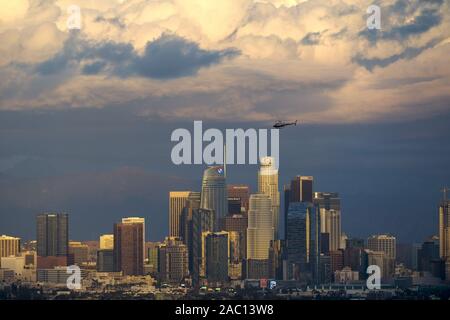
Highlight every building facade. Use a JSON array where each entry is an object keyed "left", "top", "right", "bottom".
[
  {"left": 200, "top": 166, "right": 227, "bottom": 230},
  {"left": 113, "top": 221, "right": 144, "bottom": 275},
  {"left": 0, "top": 235, "right": 21, "bottom": 264},
  {"left": 169, "top": 191, "right": 192, "bottom": 237},
  {"left": 258, "top": 157, "right": 280, "bottom": 239},
  {"left": 158, "top": 237, "right": 189, "bottom": 283},
  {"left": 314, "top": 192, "right": 342, "bottom": 252},
  {"left": 227, "top": 184, "right": 250, "bottom": 214}
]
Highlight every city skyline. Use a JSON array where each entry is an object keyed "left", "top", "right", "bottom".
[
  {"left": 1, "top": 0, "right": 450, "bottom": 246},
  {"left": 1, "top": 155, "right": 448, "bottom": 245}
]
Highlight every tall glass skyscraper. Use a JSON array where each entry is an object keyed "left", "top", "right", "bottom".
[
  {"left": 258, "top": 157, "right": 280, "bottom": 239},
  {"left": 36, "top": 213, "right": 68, "bottom": 257},
  {"left": 314, "top": 192, "right": 341, "bottom": 252},
  {"left": 200, "top": 166, "right": 227, "bottom": 230},
  {"left": 192, "top": 208, "right": 214, "bottom": 282},
  {"left": 204, "top": 231, "right": 229, "bottom": 283},
  {"left": 284, "top": 176, "right": 313, "bottom": 240},
  {"left": 247, "top": 193, "right": 274, "bottom": 279},
  {"left": 247, "top": 194, "right": 274, "bottom": 260},
  {"left": 286, "top": 202, "right": 321, "bottom": 283}
]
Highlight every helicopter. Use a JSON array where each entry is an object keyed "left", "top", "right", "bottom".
[{"left": 273, "top": 120, "right": 298, "bottom": 128}]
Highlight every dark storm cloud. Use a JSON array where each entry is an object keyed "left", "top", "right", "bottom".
[
  {"left": 35, "top": 33, "right": 240, "bottom": 79},
  {"left": 94, "top": 16, "right": 126, "bottom": 29},
  {"left": 360, "top": 0, "right": 443, "bottom": 44},
  {"left": 352, "top": 39, "right": 439, "bottom": 71},
  {"left": 301, "top": 32, "right": 322, "bottom": 45},
  {"left": 383, "top": 9, "right": 441, "bottom": 41}
]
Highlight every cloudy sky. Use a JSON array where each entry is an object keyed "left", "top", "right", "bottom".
[{"left": 0, "top": 0, "right": 449, "bottom": 243}]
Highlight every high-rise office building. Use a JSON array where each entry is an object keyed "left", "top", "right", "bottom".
[
  {"left": 36, "top": 213, "right": 68, "bottom": 268},
  {"left": 145, "top": 241, "right": 161, "bottom": 275},
  {"left": 346, "top": 238, "right": 365, "bottom": 249},
  {"left": 283, "top": 184, "right": 290, "bottom": 240},
  {"left": 367, "top": 234, "right": 396, "bottom": 260},
  {"left": 180, "top": 194, "right": 201, "bottom": 271},
  {"left": 228, "top": 198, "right": 242, "bottom": 215},
  {"left": 290, "top": 176, "right": 314, "bottom": 203},
  {"left": 169, "top": 191, "right": 192, "bottom": 237},
  {"left": 227, "top": 185, "right": 250, "bottom": 214},
  {"left": 330, "top": 250, "right": 344, "bottom": 274},
  {"left": 221, "top": 214, "right": 248, "bottom": 261},
  {"left": 159, "top": 237, "right": 189, "bottom": 283},
  {"left": 439, "top": 189, "right": 450, "bottom": 279},
  {"left": 97, "top": 249, "right": 114, "bottom": 272},
  {"left": 36, "top": 213, "right": 68, "bottom": 257},
  {"left": 192, "top": 208, "right": 214, "bottom": 282},
  {"left": 247, "top": 194, "right": 274, "bottom": 260},
  {"left": 228, "top": 231, "right": 243, "bottom": 279},
  {"left": 200, "top": 166, "right": 227, "bottom": 230},
  {"left": 258, "top": 157, "right": 280, "bottom": 239},
  {"left": 68, "top": 241, "right": 89, "bottom": 265},
  {"left": 286, "top": 202, "right": 321, "bottom": 283},
  {"left": 203, "top": 231, "right": 229, "bottom": 283},
  {"left": 0, "top": 235, "right": 21, "bottom": 262},
  {"left": 268, "top": 240, "right": 286, "bottom": 280},
  {"left": 247, "top": 194, "right": 274, "bottom": 279},
  {"left": 418, "top": 237, "right": 440, "bottom": 272},
  {"left": 99, "top": 234, "right": 114, "bottom": 250},
  {"left": 314, "top": 192, "right": 342, "bottom": 252},
  {"left": 122, "top": 217, "right": 145, "bottom": 256},
  {"left": 365, "top": 249, "right": 395, "bottom": 280},
  {"left": 284, "top": 176, "right": 313, "bottom": 240},
  {"left": 113, "top": 220, "right": 144, "bottom": 275}
]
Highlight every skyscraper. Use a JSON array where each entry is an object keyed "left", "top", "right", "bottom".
[
  {"left": 180, "top": 193, "right": 201, "bottom": 271},
  {"left": 228, "top": 197, "right": 242, "bottom": 215},
  {"left": 290, "top": 176, "right": 314, "bottom": 203},
  {"left": 99, "top": 234, "right": 114, "bottom": 250},
  {"left": 268, "top": 239, "right": 286, "bottom": 280},
  {"left": 221, "top": 214, "right": 248, "bottom": 261},
  {"left": 97, "top": 249, "right": 114, "bottom": 272},
  {"left": 113, "top": 220, "right": 144, "bottom": 275},
  {"left": 0, "top": 235, "right": 21, "bottom": 261},
  {"left": 367, "top": 234, "right": 396, "bottom": 260},
  {"left": 203, "top": 231, "right": 229, "bottom": 283},
  {"left": 36, "top": 213, "right": 68, "bottom": 268},
  {"left": 314, "top": 192, "right": 342, "bottom": 251},
  {"left": 283, "top": 184, "right": 290, "bottom": 239},
  {"left": 227, "top": 184, "right": 250, "bottom": 214},
  {"left": 439, "top": 190, "right": 450, "bottom": 258},
  {"left": 169, "top": 191, "right": 192, "bottom": 237},
  {"left": 439, "top": 189, "right": 450, "bottom": 279},
  {"left": 228, "top": 231, "right": 243, "bottom": 279},
  {"left": 247, "top": 193, "right": 274, "bottom": 278},
  {"left": 36, "top": 213, "right": 68, "bottom": 257},
  {"left": 192, "top": 208, "right": 214, "bottom": 282},
  {"left": 122, "top": 217, "right": 146, "bottom": 266},
  {"left": 258, "top": 157, "right": 280, "bottom": 239},
  {"left": 68, "top": 241, "right": 89, "bottom": 265},
  {"left": 159, "top": 237, "right": 189, "bottom": 283},
  {"left": 284, "top": 176, "right": 313, "bottom": 240},
  {"left": 286, "top": 202, "right": 321, "bottom": 283},
  {"left": 200, "top": 166, "right": 227, "bottom": 230}
]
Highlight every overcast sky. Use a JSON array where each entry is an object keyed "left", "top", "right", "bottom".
[{"left": 0, "top": 0, "right": 449, "bottom": 243}]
